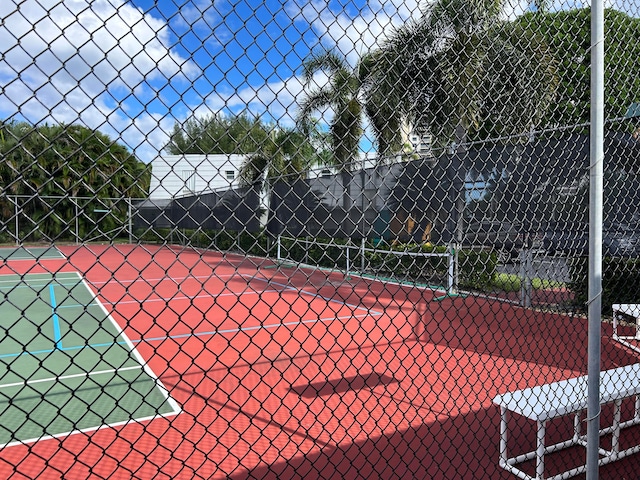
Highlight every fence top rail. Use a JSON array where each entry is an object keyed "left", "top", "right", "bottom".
[{"left": 1, "top": 195, "right": 146, "bottom": 201}]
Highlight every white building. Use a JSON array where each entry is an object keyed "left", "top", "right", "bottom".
[{"left": 149, "top": 154, "right": 246, "bottom": 200}]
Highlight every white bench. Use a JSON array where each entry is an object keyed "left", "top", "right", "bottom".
[
  {"left": 613, "top": 304, "right": 640, "bottom": 353},
  {"left": 493, "top": 364, "right": 640, "bottom": 480}
]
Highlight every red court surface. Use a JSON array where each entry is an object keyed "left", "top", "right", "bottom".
[{"left": 1, "top": 244, "right": 640, "bottom": 479}]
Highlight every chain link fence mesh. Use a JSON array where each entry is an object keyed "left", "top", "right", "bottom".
[{"left": 1, "top": 0, "right": 640, "bottom": 478}]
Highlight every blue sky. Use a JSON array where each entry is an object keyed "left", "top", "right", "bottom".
[
  {"left": 0, "top": 0, "right": 423, "bottom": 162},
  {"left": 1, "top": 0, "right": 628, "bottom": 163}
]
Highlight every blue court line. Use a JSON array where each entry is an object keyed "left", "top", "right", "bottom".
[
  {"left": 0, "top": 310, "right": 382, "bottom": 359},
  {"left": 49, "top": 284, "right": 63, "bottom": 350}
]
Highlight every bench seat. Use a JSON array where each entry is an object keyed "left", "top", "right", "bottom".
[
  {"left": 613, "top": 304, "right": 640, "bottom": 353},
  {"left": 493, "top": 363, "right": 640, "bottom": 480}
]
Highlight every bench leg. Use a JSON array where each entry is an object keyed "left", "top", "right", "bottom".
[
  {"left": 499, "top": 406, "right": 508, "bottom": 467},
  {"left": 612, "top": 399, "right": 622, "bottom": 457},
  {"left": 573, "top": 410, "right": 581, "bottom": 442},
  {"left": 536, "top": 419, "right": 546, "bottom": 480}
]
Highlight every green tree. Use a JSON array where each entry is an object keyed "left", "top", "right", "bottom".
[
  {"left": 365, "top": 0, "right": 558, "bottom": 152},
  {"left": 297, "top": 49, "right": 365, "bottom": 208},
  {"left": 359, "top": 50, "right": 412, "bottom": 160},
  {"left": 297, "top": 50, "right": 365, "bottom": 170},
  {"left": 514, "top": 8, "right": 640, "bottom": 131},
  {"left": 0, "top": 121, "right": 150, "bottom": 242},
  {"left": 165, "top": 113, "right": 269, "bottom": 155},
  {"left": 166, "top": 112, "right": 328, "bottom": 188},
  {"left": 238, "top": 127, "right": 318, "bottom": 188},
  {"left": 237, "top": 127, "right": 320, "bottom": 233},
  {"left": 472, "top": 25, "right": 558, "bottom": 142}
]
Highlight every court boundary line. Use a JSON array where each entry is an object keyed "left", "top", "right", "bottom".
[
  {"left": 80, "top": 275, "right": 182, "bottom": 416},
  {"left": 84, "top": 269, "right": 381, "bottom": 316},
  {"left": 0, "top": 273, "right": 383, "bottom": 348},
  {"left": 101, "top": 271, "right": 384, "bottom": 343},
  {"left": 0, "top": 246, "right": 66, "bottom": 261},
  {"left": 239, "top": 274, "right": 384, "bottom": 315},
  {"left": 127, "top": 311, "right": 382, "bottom": 344},
  {"left": 267, "top": 256, "right": 453, "bottom": 296},
  {"left": 0, "top": 272, "right": 182, "bottom": 449},
  {"left": 0, "top": 409, "right": 169, "bottom": 450},
  {"left": 0, "top": 365, "right": 143, "bottom": 389},
  {"left": 0, "top": 271, "right": 80, "bottom": 285}
]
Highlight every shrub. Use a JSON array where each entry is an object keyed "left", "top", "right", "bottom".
[
  {"left": 569, "top": 256, "right": 640, "bottom": 314},
  {"left": 457, "top": 249, "right": 498, "bottom": 289}
]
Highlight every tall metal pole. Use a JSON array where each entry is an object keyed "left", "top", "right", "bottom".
[
  {"left": 14, "top": 197, "right": 19, "bottom": 246},
  {"left": 587, "top": 0, "right": 604, "bottom": 477},
  {"left": 128, "top": 198, "right": 133, "bottom": 244}
]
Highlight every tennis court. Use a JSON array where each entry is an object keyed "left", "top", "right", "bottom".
[
  {"left": 0, "top": 265, "right": 180, "bottom": 448},
  {"left": 0, "top": 244, "right": 639, "bottom": 479}
]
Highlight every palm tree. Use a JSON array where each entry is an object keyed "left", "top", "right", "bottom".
[
  {"left": 359, "top": 49, "right": 412, "bottom": 161},
  {"left": 366, "top": 0, "right": 557, "bottom": 152},
  {"left": 238, "top": 126, "right": 317, "bottom": 230},
  {"left": 367, "top": 0, "right": 502, "bottom": 153},
  {"left": 238, "top": 127, "right": 314, "bottom": 188},
  {"left": 297, "top": 49, "right": 365, "bottom": 209},
  {"left": 361, "top": 0, "right": 558, "bottom": 254}
]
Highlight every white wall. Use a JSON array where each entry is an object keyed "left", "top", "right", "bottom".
[{"left": 149, "top": 154, "right": 246, "bottom": 199}]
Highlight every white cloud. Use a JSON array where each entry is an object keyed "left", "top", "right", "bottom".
[
  {"left": 4, "top": 0, "right": 518, "bottom": 164},
  {"left": 0, "top": 0, "right": 198, "bottom": 161},
  {"left": 287, "top": 0, "right": 420, "bottom": 65},
  {"left": 203, "top": 76, "right": 305, "bottom": 124}
]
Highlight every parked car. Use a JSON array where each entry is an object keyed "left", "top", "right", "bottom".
[
  {"left": 543, "top": 222, "right": 640, "bottom": 257},
  {"left": 604, "top": 227, "right": 640, "bottom": 256},
  {"left": 463, "top": 221, "right": 525, "bottom": 260}
]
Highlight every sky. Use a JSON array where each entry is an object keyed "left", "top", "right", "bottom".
[
  {"left": 0, "top": 0, "right": 632, "bottom": 163},
  {"left": 0, "top": 0, "right": 422, "bottom": 162}
]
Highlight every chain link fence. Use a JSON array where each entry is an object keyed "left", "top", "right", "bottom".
[{"left": 1, "top": 0, "right": 640, "bottom": 478}]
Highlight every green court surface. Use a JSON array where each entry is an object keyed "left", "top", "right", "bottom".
[
  {"left": 0, "top": 272, "right": 180, "bottom": 447},
  {"left": 0, "top": 246, "right": 65, "bottom": 261}
]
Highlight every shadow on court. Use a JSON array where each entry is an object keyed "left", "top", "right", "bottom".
[
  {"left": 226, "top": 406, "right": 510, "bottom": 480},
  {"left": 227, "top": 400, "right": 640, "bottom": 480},
  {"left": 291, "top": 372, "right": 399, "bottom": 398}
]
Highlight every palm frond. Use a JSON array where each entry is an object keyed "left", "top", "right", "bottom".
[{"left": 302, "top": 49, "right": 350, "bottom": 82}]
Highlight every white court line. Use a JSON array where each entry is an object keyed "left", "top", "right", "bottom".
[
  {"left": 80, "top": 275, "right": 182, "bottom": 416},
  {"left": 0, "top": 247, "right": 66, "bottom": 260},
  {"left": 238, "top": 274, "right": 384, "bottom": 315},
  {"left": 0, "top": 271, "right": 80, "bottom": 286},
  {"left": 97, "top": 288, "right": 289, "bottom": 306},
  {"left": 0, "top": 366, "right": 143, "bottom": 389},
  {"left": 83, "top": 271, "right": 380, "bottom": 316},
  {"left": 0, "top": 272, "right": 182, "bottom": 449},
  {"left": 84, "top": 272, "right": 240, "bottom": 287},
  {"left": 132, "top": 311, "right": 381, "bottom": 344}
]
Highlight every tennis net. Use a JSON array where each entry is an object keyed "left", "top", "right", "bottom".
[{"left": 275, "top": 236, "right": 455, "bottom": 293}]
